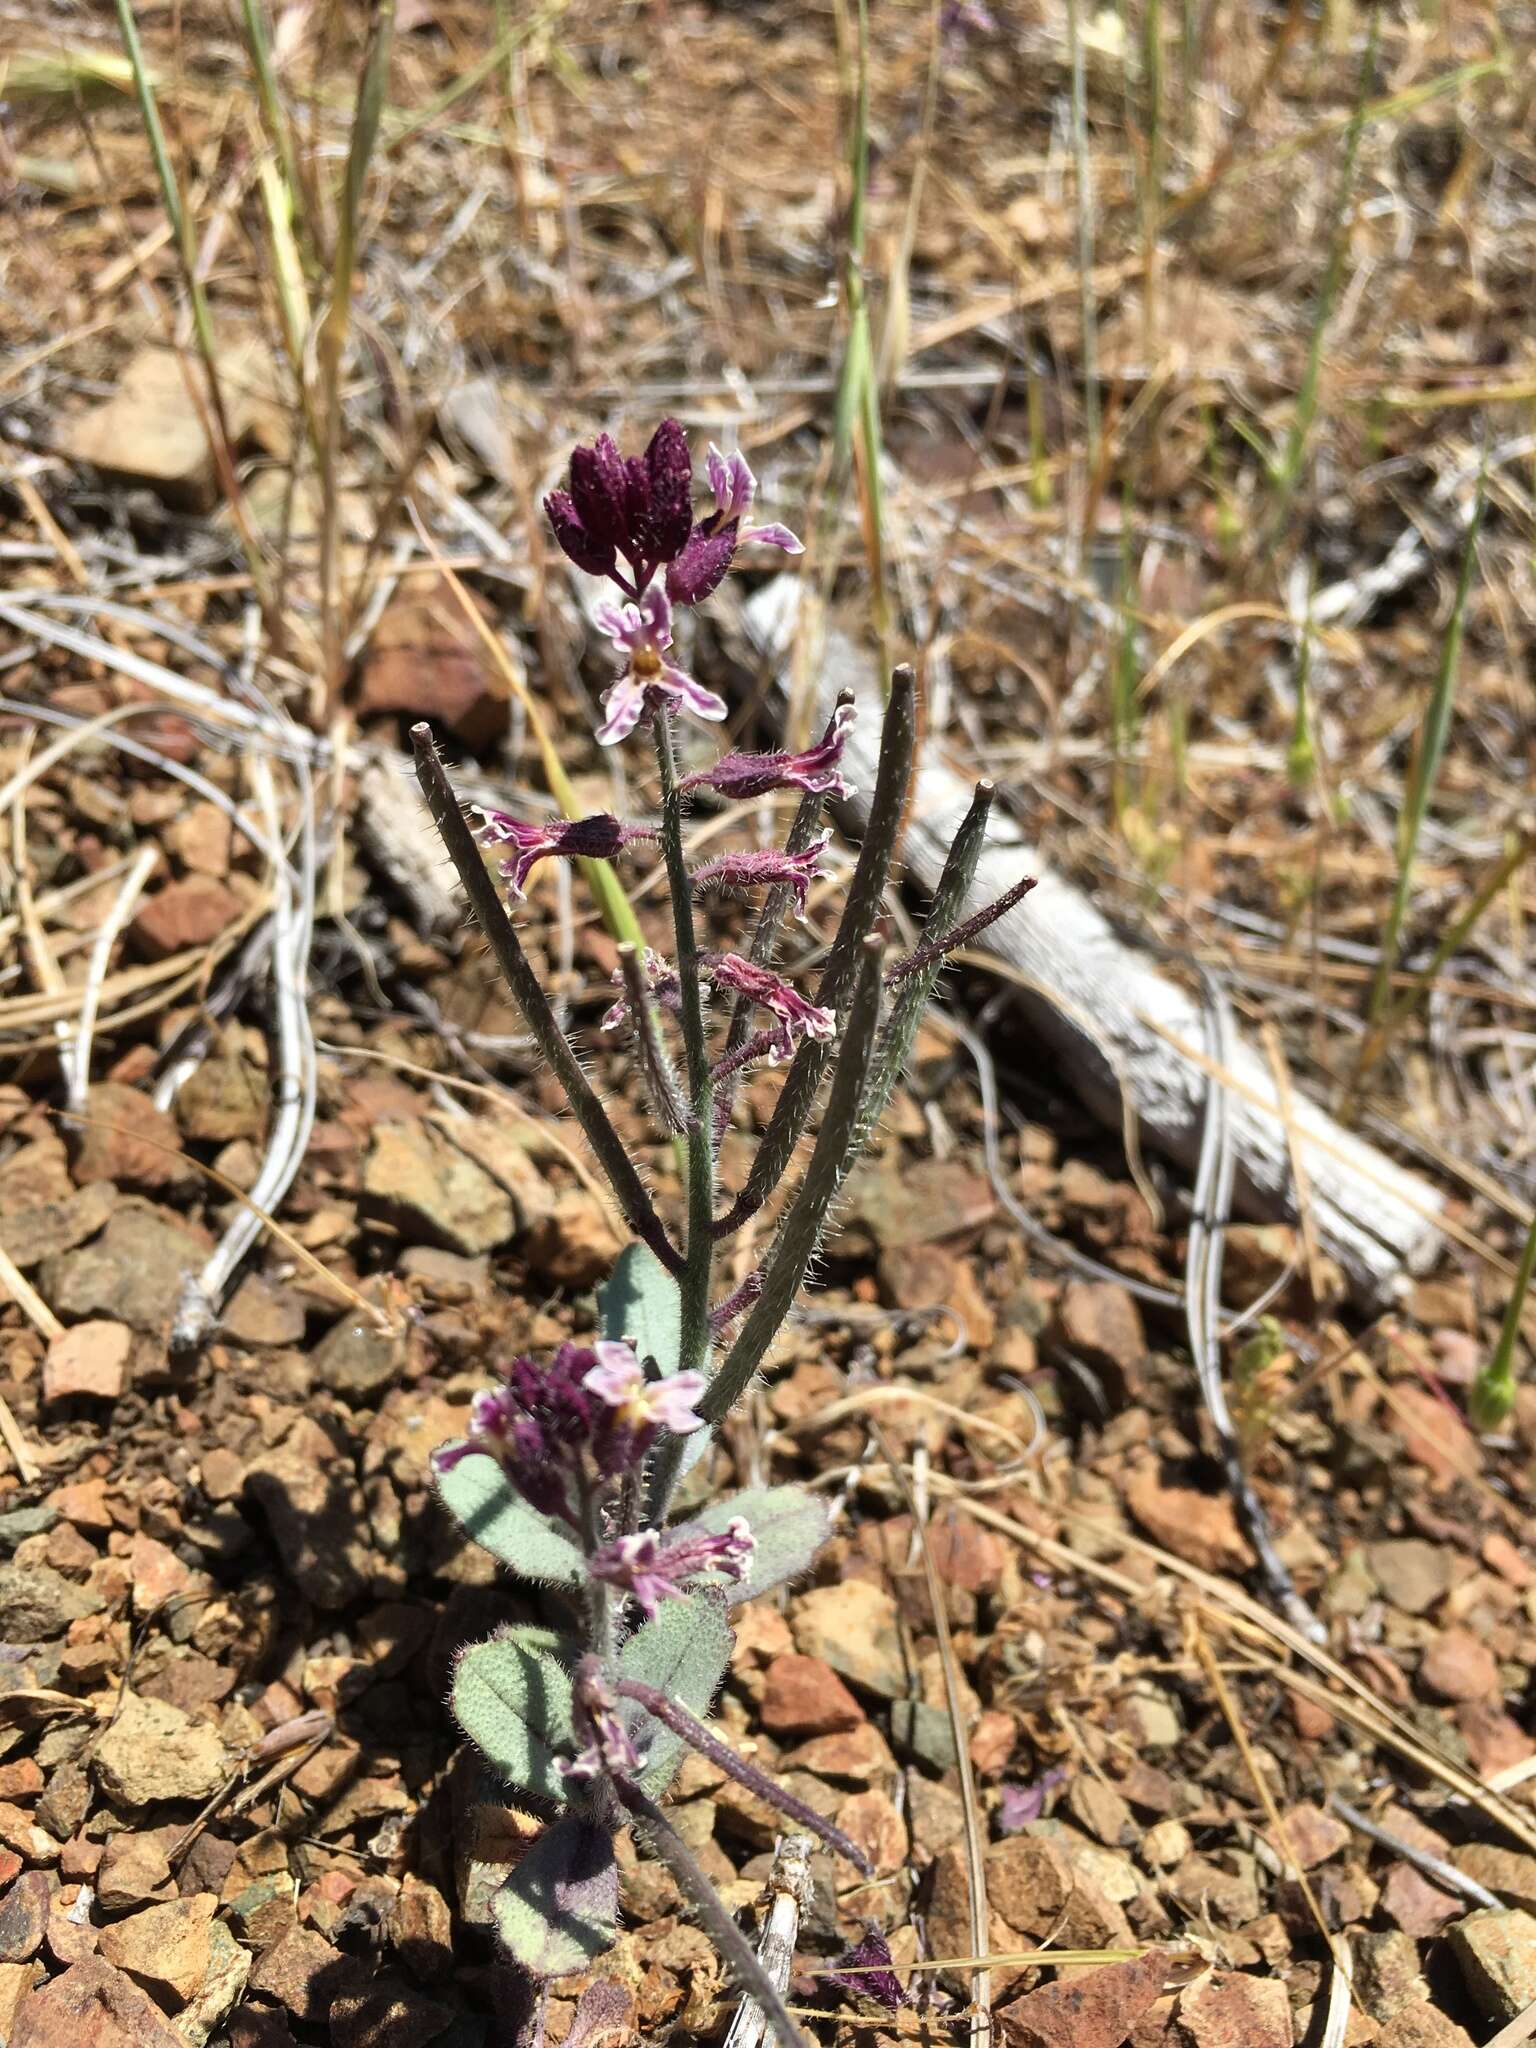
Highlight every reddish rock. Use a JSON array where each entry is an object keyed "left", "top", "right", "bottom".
[
  {"left": 997, "top": 1949, "right": 1169, "bottom": 2048},
  {"left": 95, "top": 1832, "right": 175, "bottom": 1911},
  {"left": 166, "top": 801, "right": 232, "bottom": 877},
  {"left": 1482, "top": 1532, "right": 1534, "bottom": 1589},
  {"left": 1375, "top": 2002, "right": 1475, "bottom": 2048},
  {"left": 97, "top": 1893, "right": 215, "bottom": 2006},
  {"left": 1123, "top": 1465, "right": 1255, "bottom": 1574},
  {"left": 11, "top": 1955, "right": 188, "bottom": 2048},
  {"left": 0, "top": 1874, "right": 49, "bottom": 1964},
  {"left": 926, "top": 1508, "right": 1007, "bottom": 1593},
  {"left": 355, "top": 583, "right": 510, "bottom": 748},
  {"left": 1455, "top": 1700, "right": 1533, "bottom": 1778},
  {"left": 68, "top": 1083, "right": 192, "bottom": 1192},
  {"left": 130, "top": 878, "right": 245, "bottom": 962},
  {"left": 1053, "top": 1280, "right": 1147, "bottom": 1395},
  {"left": 41, "top": 1322, "right": 129, "bottom": 1404},
  {"left": 1381, "top": 1862, "right": 1462, "bottom": 1938},
  {"left": 1387, "top": 1383, "right": 1479, "bottom": 1485},
  {"left": 245, "top": 1925, "right": 363, "bottom": 2023},
  {"left": 1419, "top": 1628, "right": 1499, "bottom": 1703},
  {"left": 1275, "top": 1801, "right": 1349, "bottom": 1869},
  {"left": 760, "top": 1654, "right": 864, "bottom": 1738},
  {"left": 1178, "top": 1969, "right": 1293, "bottom": 2048},
  {"left": 523, "top": 1188, "right": 623, "bottom": 1288}
]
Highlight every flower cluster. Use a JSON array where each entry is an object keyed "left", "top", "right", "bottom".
[
  {"left": 543, "top": 420, "right": 802, "bottom": 747},
  {"left": 470, "top": 806, "right": 656, "bottom": 898},
  {"left": 432, "top": 1340, "right": 703, "bottom": 1528},
  {"left": 600, "top": 947, "right": 835, "bottom": 1065},
  {"left": 589, "top": 1517, "right": 755, "bottom": 1620},
  {"left": 559, "top": 1658, "right": 648, "bottom": 1784}
]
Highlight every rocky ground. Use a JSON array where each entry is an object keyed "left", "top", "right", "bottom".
[{"left": 4, "top": 0, "right": 1536, "bottom": 2044}]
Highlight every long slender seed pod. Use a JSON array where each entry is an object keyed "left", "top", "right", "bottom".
[
  {"left": 701, "top": 940, "right": 883, "bottom": 1427},
  {"left": 715, "top": 668, "right": 915, "bottom": 1237},
  {"left": 850, "top": 780, "right": 996, "bottom": 1153},
  {"left": 652, "top": 713, "right": 716, "bottom": 1379},
  {"left": 410, "top": 724, "right": 683, "bottom": 1276},
  {"left": 618, "top": 942, "right": 691, "bottom": 1134}
]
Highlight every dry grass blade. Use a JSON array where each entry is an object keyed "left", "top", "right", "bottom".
[{"left": 871, "top": 1425, "right": 992, "bottom": 2048}]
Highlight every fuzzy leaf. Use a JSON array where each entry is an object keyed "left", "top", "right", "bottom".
[
  {"left": 436, "top": 1451, "right": 585, "bottom": 1587},
  {"left": 492, "top": 1815, "right": 619, "bottom": 1978},
  {"left": 619, "top": 1589, "right": 732, "bottom": 1795},
  {"left": 682, "top": 1484, "right": 830, "bottom": 1603},
  {"left": 452, "top": 1626, "right": 577, "bottom": 1803},
  {"left": 598, "top": 1243, "right": 682, "bottom": 1376}
]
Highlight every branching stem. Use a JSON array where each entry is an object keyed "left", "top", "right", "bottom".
[{"left": 410, "top": 725, "right": 683, "bottom": 1277}]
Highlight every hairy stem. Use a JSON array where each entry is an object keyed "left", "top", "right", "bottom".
[
  {"left": 615, "top": 1679, "right": 873, "bottom": 1874},
  {"left": 853, "top": 784, "right": 1019, "bottom": 1153},
  {"left": 614, "top": 1782, "right": 807, "bottom": 2048},
  {"left": 411, "top": 724, "right": 682, "bottom": 1276},
  {"left": 653, "top": 713, "right": 716, "bottom": 1381},
  {"left": 698, "top": 939, "right": 883, "bottom": 1432},
  {"left": 714, "top": 667, "right": 916, "bottom": 1237}
]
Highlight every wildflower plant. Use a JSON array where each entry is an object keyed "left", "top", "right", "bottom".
[{"left": 411, "top": 421, "right": 1030, "bottom": 2046}]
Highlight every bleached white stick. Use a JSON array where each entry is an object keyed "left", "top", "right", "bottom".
[
  {"left": 724, "top": 1834, "right": 815, "bottom": 2048},
  {"left": 742, "top": 581, "right": 1444, "bottom": 1306}
]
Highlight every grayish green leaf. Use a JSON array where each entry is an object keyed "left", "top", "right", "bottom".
[
  {"left": 435, "top": 1451, "right": 584, "bottom": 1586},
  {"left": 598, "top": 1243, "right": 682, "bottom": 1375},
  {"left": 619, "top": 1590, "right": 732, "bottom": 1795},
  {"left": 452, "top": 1626, "right": 576, "bottom": 1804}
]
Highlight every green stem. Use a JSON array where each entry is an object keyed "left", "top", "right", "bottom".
[
  {"left": 1471, "top": 1213, "right": 1536, "bottom": 1431},
  {"left": 652, "top": 714, "right": 715, "bottom": 1384}
]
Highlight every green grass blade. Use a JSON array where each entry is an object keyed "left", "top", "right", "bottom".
[
  {"left": 1471, "top": 1209, "right": 1536, "bottom": 1431},
  {"left": 1361, "top": 467, "right": 1486, "bottom": 1037}
]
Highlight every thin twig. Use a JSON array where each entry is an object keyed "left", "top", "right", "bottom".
[
  {"left": 1327, "top": 1796, "right": 1501, "bottom": 1910},
  {"left": 66, "top": 846, "right": 160, "bottom": 1112},
  {"left": 724, "top": 1836, "right": 816, "bottom": 2048}
]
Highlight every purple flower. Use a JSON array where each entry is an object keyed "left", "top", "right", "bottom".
[
  {"left": 582, "top": 1345, "right": 705, "bottom": 1435},
  {"left": 702, "top": 952, "right": 835, "bottom": 1062},
  {"left": 470, "top": 807, "right": 654, "bottom": 898},
  {"left": 593, "top": 586, "right": 727, "bottom": 745},
  {"left": 590, "top": 1517, "right": 755, "bottom": 1620},
  {"left": 996, "top": 1767, "right": 1066, "bottom": 1833},
  {"left": 830, "top": 1930, "right": 908, "bottom": 2013},
  {"left": 704, "top": 444, "right": 804, "bottom": 555},
  {"left": 690, "top": 832, "right": 831, "bottom": 919},
  {"left": 600, "top": 946, "right": 681, "bottom": 1032},
  {"left": 544, "top": 419, "right": 698, "bottom": 596},
  {"left": 432, "top": 1340, "right": 696, "bottom": 1526},
  {"left": 679, "top": 698, "right": 856, "bottom": 802},
  {"left": 664, "top": 444, "right": 802, "bottom": 609},
  {"left": 560, "top": 1657, "right": 648, "bottom": 1784}
]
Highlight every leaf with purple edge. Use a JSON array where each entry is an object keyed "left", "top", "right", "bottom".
[{"left": 491, "top": 1815, "right": 619, "bottom": 1977}]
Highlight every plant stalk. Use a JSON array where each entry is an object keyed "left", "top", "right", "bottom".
[
  {"left": 410, "top": 724, "right": 682, "bottom": 1276},
  {"left": 653, "top": 713, "right": 716, "bottom": 1384}
]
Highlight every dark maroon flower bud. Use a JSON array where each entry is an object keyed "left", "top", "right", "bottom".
[
  {"left": 640, "top": 418, "right": 695, "bottom": 560},
  {"left": 568, "top": 433, "right": 631, "bottom": 548},
  {"left": 831, "top": 1930, "right": 908, "bottom": 2013},
  {"left": 544, "top": 490, "right": 617, "bottom": 578},
  {"left": 666, "top": 522, "right": 738, "bottom": 607}
]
